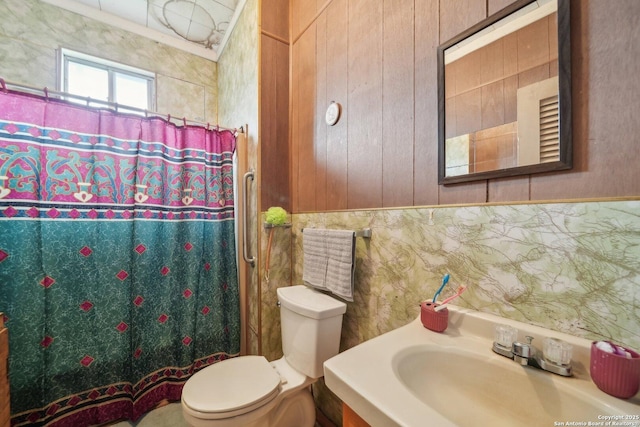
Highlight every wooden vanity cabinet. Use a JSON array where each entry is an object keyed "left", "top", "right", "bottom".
[
  {"left": 343, "top": 403, "right": 371, "bottom": 427},
  {"left": 0, "top": 315, "right": 9, "bottom": 427}
]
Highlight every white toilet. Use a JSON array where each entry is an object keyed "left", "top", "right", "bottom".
[{"left": 181, "top": 285, "right": 347, "bottom": 427}]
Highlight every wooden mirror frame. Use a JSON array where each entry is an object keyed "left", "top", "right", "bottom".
[{"left": 437, "top": 0, "right": 572, "bottom": 185}]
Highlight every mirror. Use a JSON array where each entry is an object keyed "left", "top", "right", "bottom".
[{"left": 438, "top": 0, "right": 571, "bottom": 185}]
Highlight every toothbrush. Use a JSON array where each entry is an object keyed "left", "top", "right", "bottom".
[
  {"left": 434, "top": 285, "right": 467, "bottom": 311},
  {"left": 432, "top": 274, "right": 450, "bottom": 303}
]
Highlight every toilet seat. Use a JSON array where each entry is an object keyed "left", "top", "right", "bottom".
[{"left": 182, "top": 355, "right": 282, "bottom": 420}]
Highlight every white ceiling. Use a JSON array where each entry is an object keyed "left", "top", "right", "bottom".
[{"left": 42, "top": 0, "right": 246, "bottom": 61}]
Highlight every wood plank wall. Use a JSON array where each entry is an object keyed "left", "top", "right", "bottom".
[
  {"left": 290, "top": 0, "right": 487, "bottom": 211},
  {"left": 261, "top": 0, "right": 291, "bottom": 211},
  {"left": 0, "top": 317, "right": 9, "bottom": 427},
  {"left": 289, "top": 0, "right": 640, "bottom": 212}
]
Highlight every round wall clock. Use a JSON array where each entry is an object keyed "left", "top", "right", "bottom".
[{"left": 325, "top": 102, "right": 341, "bottom": 126}]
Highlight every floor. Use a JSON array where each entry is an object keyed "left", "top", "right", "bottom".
[
  {"left": 107, "top": 402, "right": 326, "bottom": 427},
  {"left": 108, "top": 403, "right": 188, "bottom": 427}
]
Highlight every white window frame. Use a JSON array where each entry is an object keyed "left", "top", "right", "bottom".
[{"left": 59, "top": 48, "right": 156, "bottom": 112}]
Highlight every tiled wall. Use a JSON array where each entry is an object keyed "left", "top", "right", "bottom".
[
  {"left": 260, "top": 221, "right": 293, "bottom": 361},
  {"left": 0, "top": 0, "right": 217, "bottom": 124},
  {"left": 292, "top": 201, "right": 640, "bottom": 349},
  {"left": 262, "top": 199, "right": 640, "bottom": 423},
  {"left": 217, "top": 0, "right": 260, "bottom": 355}
]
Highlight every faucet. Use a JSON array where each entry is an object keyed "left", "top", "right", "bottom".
[
  {"left": 512, "top": 336, "right": 535, "bottom": 365},
  {"left": 493, "top": 331, "right": 573, "bottom": 377}
]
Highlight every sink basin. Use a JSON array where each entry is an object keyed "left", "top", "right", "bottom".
[
  {"left": 394, "top": 346, "right": 604, "bottom": 426},
  {"left": 324, "top": 307, "right": 640, "bottom": 427}
]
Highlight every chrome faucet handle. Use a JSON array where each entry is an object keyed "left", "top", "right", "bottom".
[
  {"left": 540, "top": 337, "right": 573, "bottom": 376},
  {"left": 512, "top": 336, "right": 535, "bottom": 365},
  {"left": 513, "top": 336, "right": 534, "bottom": 355},
  {"left": 512, "top": 342, "right": 530, "bottom": 357},
  {"left": 494, "top": 333, "right": 573, "bottom": 376}
]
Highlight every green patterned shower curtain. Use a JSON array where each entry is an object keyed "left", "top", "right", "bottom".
[{"left": 0, "top": 88, "right": 240, "bottom": 426}]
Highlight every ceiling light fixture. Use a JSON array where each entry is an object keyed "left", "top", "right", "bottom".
[{"left": 149, "top": 0, "right": 231, "bottom": 49}]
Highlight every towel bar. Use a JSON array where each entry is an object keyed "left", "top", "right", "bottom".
[
  {"left": 301, "top": 227, "right": 372, "bottom": 238},
  {"left": 355, "top": 228, "right": 372, "bottom": 238},
  {"left": 264, "top": 222, "right": 292, "bottom": 229}
]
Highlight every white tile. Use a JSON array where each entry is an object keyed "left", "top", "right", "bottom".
[
  {"left": 187, "top": 21, "right": 213, "bottom": 42},
  {"left": 190, "top": 3, "right": 215, "bottom": 27},
  {"left": 163, "top": 0, "right": 195, "bottom": 19},
  {"left": 147, "top": 3, "right": 168, "bottom": 26},
  {"left": 73, "top": 0, "right": 101, "bottom": 7},
  {"left": 99, "top": 0, "right": 148, "bottom": 26},
  {"left": 146, "top": 18, "right": 180, "bottom": 39},
  {"left": 208, "top": 0, "right": 237, "bottom": 11},
  {"left": 163, "top": 10, "right": 191, "bottom": 37},
  {"left": 196, "top": 0, "right": 234, "bottom": 24}
]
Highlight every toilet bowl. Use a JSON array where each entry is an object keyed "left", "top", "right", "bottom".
[
  {"left": 181, "top": 356, "right": 315, "bottom": 427},
  {"left": 181, "top": 285, "right": 347, "bottom": 427}
]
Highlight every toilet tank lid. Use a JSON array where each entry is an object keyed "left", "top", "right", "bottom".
[{"left": 277, "top": 285, "right": 347, "bottom": 319}]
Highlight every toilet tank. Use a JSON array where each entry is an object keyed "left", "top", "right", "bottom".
[{"left": 277, "top": 285, "right": 347, "bottom": 378}]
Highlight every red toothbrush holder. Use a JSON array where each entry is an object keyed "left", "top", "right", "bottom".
[
  {"left": 420, "top": 301, "right": 448, "bottom": 332},
  {"left": 590, "top": 342, "right": 640, "bottom": 399}
]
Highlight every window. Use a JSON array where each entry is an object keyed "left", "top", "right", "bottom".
[{"left": 60, "top": 49, "right": 155, "bottom": 114}]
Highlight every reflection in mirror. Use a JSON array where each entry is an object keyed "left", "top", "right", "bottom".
[{"left": 438, "top": 0, "right": 571, "bottom": 184}]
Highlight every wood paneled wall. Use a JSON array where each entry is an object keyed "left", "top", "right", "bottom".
[
  {"left": 290, "top": 0, "right": 489, "bottom": 211},
  {"left": 0, "top": 317, "right": 8, "bottom": 427},
  {"left": 260, "top": 0, "right": 291, "bottom": 211},
  {"left": 289, "top": 0, "right": 640, "bottom": 212},
  {"left": 292, "top": 0, "right": 422, "bottom": 211}
]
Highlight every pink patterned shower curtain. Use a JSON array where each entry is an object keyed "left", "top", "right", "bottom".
[{"left": 0, "top": 88, "right": 240, "bottom": 426}]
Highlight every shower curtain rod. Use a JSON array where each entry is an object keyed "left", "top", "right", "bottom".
[{"left": 0, "top": 78, "right": 244, "bottom": 134}]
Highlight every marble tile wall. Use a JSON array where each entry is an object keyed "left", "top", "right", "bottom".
[
  {"left": 291, "top": 201, "right": 640, "bottom": 350},
  {"left": 0, "top": 0, "right": 217, "bottom": 123},
  {"left": 217, "top": 0, "right": 258, "bottom": 133},
  {"left": 260, "top": 200, "right": 640, "bottom": 424},
  {"left": 217, "top": 0, "right": 260, "bottom": 355},
  {"left": 260, "top": 221, "right": 293, "bottom": 362}
]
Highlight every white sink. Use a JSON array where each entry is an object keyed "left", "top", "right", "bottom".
[
  {"left": 324, "top": 307, "right": 640, "bottom": 427},
  {"left": 394, "top": 346, "right": 605, "bottom": 425}
]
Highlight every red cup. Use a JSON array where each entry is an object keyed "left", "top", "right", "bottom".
[
  {"left": 590, "top": 341, "right": 640, "bottom": 399},
  {"left": 420, "top": 301, "right": 448, "bottom": 332}
]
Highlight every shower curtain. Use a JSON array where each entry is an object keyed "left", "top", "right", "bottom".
[{"left": 0, "top": 89, "right": 240, "bottom": 426}]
